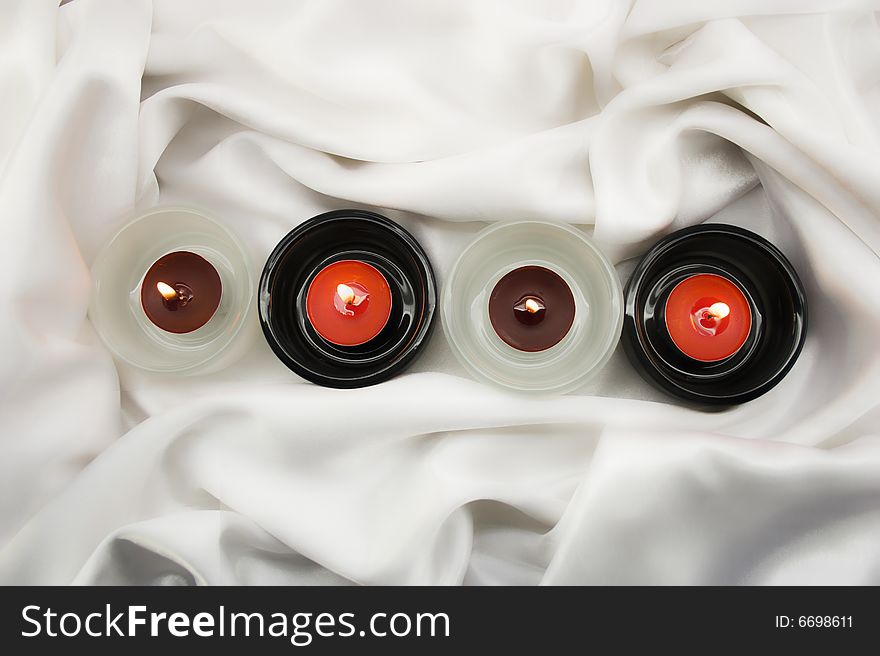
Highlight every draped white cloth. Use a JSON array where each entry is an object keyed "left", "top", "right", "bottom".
[{"left": 1, "top": 0, "right": 880, "bottom": 585}]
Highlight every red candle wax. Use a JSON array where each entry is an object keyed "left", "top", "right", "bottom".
[
  {"left": 305, "top": 260, "right": 392, "bottom": 346},
  {"left": 664, "top": 273, "right": 751, "bottom": 362}
]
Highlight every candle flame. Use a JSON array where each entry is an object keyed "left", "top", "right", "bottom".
[
  {"left": 708, "top": 302, "right": 730, "bottom": 320},
  {"left": 514, "top": 296, "right": 546, "bottom": 316},
  {"left": 156, "top": 281, "right": 178, "bottom": 301},
  {"left": 337, "top": 283, "right": 356, "bottom": 306},
  {"left": 524, "top": 298, "right": 543, "bottom": 314}
]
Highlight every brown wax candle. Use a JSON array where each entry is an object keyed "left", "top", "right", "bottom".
[
  {"left": 141, "top": 251, "right": 222, "bottom": 334},
  {"left": 488, "top": 266, "right": 575, "bottom": 352}
]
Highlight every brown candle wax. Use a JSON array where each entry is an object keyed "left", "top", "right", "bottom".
[
  {"left": 141, "top": 251, "right": 222, "bottom": 333},
  {"left": 488, "top": 266, "right": 575, "bottom": 352}
]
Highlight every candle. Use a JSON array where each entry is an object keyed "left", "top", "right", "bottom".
[
  {"left": 488, "top": 265, "right": 575, "bottom": 352},
  {"left": 441, "top": 221, "right": 623, "bottom": 394},
  {"left": 305, "top": 259, "right": 393, "bottom": 346},
  {"left": 622, "top": 223, "right": 807, "bottom": 406},
  {"left": 90, "top": 207, "right": 254, "bottom": 374},
  {"left": 140, "top": 251, "right": 222, "bottom": 334},
  {"left": 664, "top": 273, "right": 751, "bottom": 362},
  {"left": 258, "top": 209, "right": 436, "bottom": 388}
]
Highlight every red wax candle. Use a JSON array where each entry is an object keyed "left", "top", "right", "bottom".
[
  {"left": 664, "top": 273, "right": 752, "bottom": 362},
  {"left": 305, "top": 260, "right": 392, "bottom": 346}
]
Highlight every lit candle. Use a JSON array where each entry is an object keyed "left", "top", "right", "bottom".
[
  {"left": 259, "top": 210, "right": 436, "bottom": 388},
  {"left": 622, "top": 224, "right": 807, "bottom": 405},
  {"left": 140, "top": 251, "right": 222, "bottom": 334},
  {"left": 664, "top": 273, "right": 751, "bottom": 362},
  {"left": 305, "top": 259, "right": 392, "bottom": 346},
  {"left": 513, "top": 295, "right": 546, "bottom": 326},
  {"left": 488, "top": 266, "right": 575, "bottom": 352}
]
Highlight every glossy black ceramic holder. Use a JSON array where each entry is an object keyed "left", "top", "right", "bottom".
[
  {"left": 622, "top": 224, "right": 807, "bottom": 406},
  {"left": 258, "top": 209, "right": 436, "bottom": 388}
]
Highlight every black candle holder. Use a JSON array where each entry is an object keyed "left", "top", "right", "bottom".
[
  {"left": 258, "top": 209, "right": 437, "bottom": 388},
  {"left": 622, "top": 224, "right": 807, "bottom": 406}
]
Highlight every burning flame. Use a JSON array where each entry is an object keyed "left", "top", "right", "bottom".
[
  {"left": 707, "top": 302, "right": 730, "bottom": 320},
  {"left": 156, "top": 281, "right": 178, "bottom": 301},
  {"left": 337, "top": 283, "right": 356, "bottom": 306},
  {"left": 515, "top": 297, "right": 545, "bottom": 314}
]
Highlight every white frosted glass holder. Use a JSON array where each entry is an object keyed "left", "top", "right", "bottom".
[
  {"left": 441, "top": 221, "right": 623, "bottom": 394},
  {"left": 89, "top": 207, "right": 255, "bottom": 374}
]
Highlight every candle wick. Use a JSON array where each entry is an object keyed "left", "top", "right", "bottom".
[
  {"left": 706, "top": 302, "right": 730, "bottom": 320},
  {"left": 336, "top": 283, "right": 368, "bottom": 308},
  {"left": 156, "top": 281, "right": 194, "bottom": 309},
  {"left": 513, "top": 295, "right": 546, "bottom": 325},
  {"left": 337, "top": 283, "right": 356, "bottom": 306},
  {"left": 157, "top": 281, "right": 178, "bottom": 302},
  {"left": 514, "top": 296, "right": 545, "bottom": 314},
  {"left": 525, "top": 298, "right": 543, "bottom": 314}
]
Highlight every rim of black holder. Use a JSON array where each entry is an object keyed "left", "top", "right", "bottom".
[
  {"left": 258, "top": 209, "right": 437, "bottom": 388},
  {"left": 622, "top": 223, "right": 808, "bottom": 406}
]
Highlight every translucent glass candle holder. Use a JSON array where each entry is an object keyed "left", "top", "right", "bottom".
[
  {"left": 89, "top": 206, "right": 255, "bottom": 374},
  {"left": 442, "top": 221, "right": 623, "bottom": 394}
]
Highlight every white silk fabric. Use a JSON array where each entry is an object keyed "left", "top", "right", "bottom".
[{"left": 2, "top": 0, "right": 880, "bottom": 585}]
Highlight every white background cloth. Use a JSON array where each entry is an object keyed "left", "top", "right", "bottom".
[{"left": 1, "top": 0, "right": 880, "bottom": 585}]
